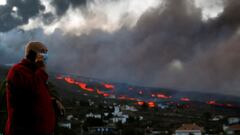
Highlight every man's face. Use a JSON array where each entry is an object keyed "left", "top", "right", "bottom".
[
  {"left": 35, "top": 49, "right": 48, "bottom": 64},
  {"left": 25, "top": 42, "right": 48, "bottom": 63}
]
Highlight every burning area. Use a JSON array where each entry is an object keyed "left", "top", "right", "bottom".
[{"left": 56, "top": 74, "right": 239, "bottom": 109}]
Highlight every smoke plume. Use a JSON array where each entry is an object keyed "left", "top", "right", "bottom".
[{"left": 0, "top": 0, "right": 240, "bottom": 96}]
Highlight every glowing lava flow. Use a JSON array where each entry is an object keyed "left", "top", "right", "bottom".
[
  {"left": 207, "top": 100, "right": 217, "bottom": 105},
  {"left": 97, "top": 89, "right": 110, "bottom": 97},
  {"left": 56, "top": 75, "right": 238, "bottom": 108},
  {"left": 206, "top": 100, "right": 233, "bottom": 108},
  {"left": 118, "top": 96, "right": 138, "bottom": 101},
  {"left": 136, "top": 101, "right": 156, "bottom": 108},
  {"left": 78, "top": 83, "right": 94, "bottom": 92},
  {"left": 180, "top": 98, "right": 190, "bottom": 102},
  {"left": 103, "top": 83, "right": 115, "bottom": 90},
  {"left": 148, "top": 101, "right": 156, "bottom": 108},
  {"left": 207, "top": 100, "right": 224, "bottom": 106},
  {"left": 57, "top": 75, "right": 112, "bottom": 96},
  {"left": 151, "top": 93, "right": 171, "bottom": 99},
  {"left": 64, "top": 77, "right": 75, "bottom": 84},
  {"left": 137, "top": 101, "right": 145, "bottom": 106},
  {"left": 57, "top": 76, "right": 95, "bottom": 92}
]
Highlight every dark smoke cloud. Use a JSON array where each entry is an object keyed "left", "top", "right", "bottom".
[
  {"left": 51, "top": 0, "right": 87, "bottom": 16},
  {"left": 213, "top": 0, "right": 240, "bottom": 30},
  {"left": 0, "top": 0, "right": 44, "bottom": 32},
  {"left": 42, "top": 12, "right": 55, "bottom": 25},
  {"left": 0, "top": 0, "right": 88, "bottom": 31},
  {"left": 1, "top": 0, "right": 240, "bottom": 96},
  {"left": 164, "top": 35, "right": 240, "bottom": 95}
]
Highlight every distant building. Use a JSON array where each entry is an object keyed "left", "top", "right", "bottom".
[
  {"left": 86, "top": 112, "right": 102, "bottom": 119},
  {"left": 58, "top": 121, "right": 72, "bottom": 129},
  {"left": 112, "top": 115, "right": 128, "bottom": 124},
  {"left": 112, "top": 106, "right": 129, "bottom": 124},
  {"left": 104, "top": 112, "right": 109, "bottom": 117},
  {"left": 139, "top": 116, "right": 144, "bottom": 121},
  {"left": 175, "top": 123, "right": 204, "bottom": 135},
  {"left": 66, "top": 114, "right": 74, "bottom": 121},
  {"left": 211, "top": 115, "right": 224, "bottom": 121},
  {"left": 228, "top": 117, "right": 240, "bottom": 125},
  {"left": 145, "top": 128, "right": 169, "bottom": 135},
  {"left": 157, "top": 103, "right": 168, "bottom": 109},
  {"left": 121, "top": 105, "right": 138, "bottom": 112},
  {"left": 88, "top": 99, "right": 95, "bottom": 106},
  {"left": 88, "top": 126, "right": 118, "bottom": 135},
  {"left": 224, "top": 124, "right": 240, "bottom": 135},
  {"left": 112, "top": 106, "right": 122, "bottom": 116},
  {"left": 108, "top": 95, "right": 116, "bottom": 99}
]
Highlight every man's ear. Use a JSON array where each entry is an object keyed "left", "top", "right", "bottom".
[{"left": 26, "top": 50, "right": 37, "bottom": 62}]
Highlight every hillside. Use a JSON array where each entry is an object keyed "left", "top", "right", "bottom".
[{"left": 1, "top": 65, "right": 240, "bottom": 134}]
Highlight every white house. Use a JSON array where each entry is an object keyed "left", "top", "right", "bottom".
[
  {"left": 224, "top": 124, "right": 240, "bottom": 135},
  {"left": 104, "top": 112, "right": 109, "bottom": 117},
  {"left": 175, "top": 123, "right": 204, "bottom": 135},
  {"left": 58, "top": 121, "right": 72, "bottom": 129},
  {"left": 112, "top": 106, "right": 122, "bottom": 116},
  {"left": 112, "top": 115, "right": 128, "bottom": 124},
  {"left": 112, "top": 106, "right": 129, "bottom": 124},
  {"left": 228, "top": 117, "right": 240, "bottom": 125},
  {"left": 88, "top": 99, "right": 95, "bottom": 106},
  {"left": 157, "top": 103, "right": 168, "bottom": 109},
  {"left": 66, "top": 114, "right": 74, "bottom": 121},
  {"left": 108, "top": 95, "right": 116, "bottom": 99},
  {"left": 121, "top": 105, "right": 138, "bottom": 112},
  {"left": 211, "top": 115, "right": 224, "bottom": 121},
  {"left": 86, "top": 112, "right": 102, "bottom": 119}
]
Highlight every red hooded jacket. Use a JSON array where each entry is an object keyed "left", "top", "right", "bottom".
[{"left": 5, "top": 59, "right": 55, "bottom": 135}]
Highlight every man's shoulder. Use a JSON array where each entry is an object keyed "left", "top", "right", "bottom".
[
  {"left": 9, "top": 63, "right": 23, "bottom": 72},
  {"left": 7, "top": 62, "right": 27, "bottom": 78}
]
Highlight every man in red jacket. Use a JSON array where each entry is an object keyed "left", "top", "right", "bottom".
[{"left": 5, "top": 41, "right": 60, "bottom": 135}]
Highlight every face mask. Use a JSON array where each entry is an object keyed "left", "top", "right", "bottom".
[{"left": 39, "top": 53, "right": 48, "bottom": 64}]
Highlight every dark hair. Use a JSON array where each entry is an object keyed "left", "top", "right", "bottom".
[{"left": 26, "top": 50, "right": 37, "bottom": 62}]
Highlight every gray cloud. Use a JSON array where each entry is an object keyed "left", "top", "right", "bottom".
[
  {"left": 0, "top": 0, "right": 44, "bottom": 32},
  {"left": 1, "top": 0, "right": 240, "bottom": 96},
  {"left": 51, "top": 0, "right": 87, "bottom": 16}
]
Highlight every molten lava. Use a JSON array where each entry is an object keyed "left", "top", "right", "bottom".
[
  {"left": 207, "top": 101, "right": 236, "bottom": 108},
  {"left": 56, "top": 75, "right": 238, "bottom": 108},
  {"left": 118, "top": 96, "right": 138, "bottom": 101},
  {"left": 207, "top": 100, "right": 216, "bottom": 105},
  {"left": 207, "top": 100, "right": 224, "bottom": 106},
  {"left": 78, "top": 83, "right": 94, "bottom": 92},
  {"left": 180, "top": 98, "right": 190, "bottom": 102},
  {"left": 103, "top": 83, "right": 115, "bottom": 90},
  {"left": 137, "top": 101, "right": 145, "bottom": 106},
  {"left": 148, "top": 101, "right": 155, "bottom": 108},
  {"left": 64, "top": 77, "right": 75, "bottom": 84},
  {"left": 97, "top": 89, "right": 110, "bottom": 97},
  {"left": 156, "top": 93, "right": 171, "bottom": 99}
]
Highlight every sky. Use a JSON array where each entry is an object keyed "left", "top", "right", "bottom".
[{"left": 0, "top": 0, "right": 240, "bottom": 96}]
